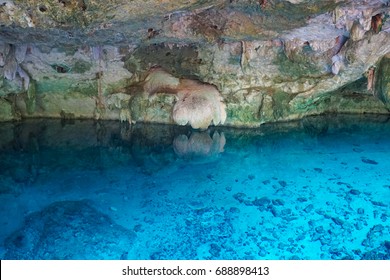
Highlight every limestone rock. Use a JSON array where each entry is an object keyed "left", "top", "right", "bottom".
[
  {"left": 374, "top": 54, "right": 390, "bottom": 106},
  {"left": 131, "top": 68, "right": 226, "bottom": 129},
  {"left": 143, "top": 67, "right": 180, "bottom": 96},
  {"left": 331, "top": 54, "right": 345, "bottom": 75},
  {"left": 0, "top": 98, "right": 13, "bottom": 121},
  {"left": 173, "top": 79, "right": 226, "bottom": 129},
  {"left": 0, "top": 0, "right": 389, "bottom": 126}
]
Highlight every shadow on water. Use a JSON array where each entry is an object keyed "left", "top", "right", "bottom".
[{"left": 0, "top": 114, "right": 389, "bottom": 259}]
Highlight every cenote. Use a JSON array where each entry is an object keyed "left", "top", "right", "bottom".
[{"left": 0, "top": 114, "right": 389, "bottom": 260}]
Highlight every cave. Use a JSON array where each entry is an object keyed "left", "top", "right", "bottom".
[{"left": 0, "top": 0, "right": 389, "bottom": 264}]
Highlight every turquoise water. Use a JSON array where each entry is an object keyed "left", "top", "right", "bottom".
[{"left": 0, "top": 115, "right": 389, "bottom": 260}]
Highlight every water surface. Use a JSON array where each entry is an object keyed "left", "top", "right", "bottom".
[{"left": 0, "top": 115, "right": 389, "bottom": 259}]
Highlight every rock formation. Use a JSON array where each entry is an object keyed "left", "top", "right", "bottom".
[
  {"left": 3, "top": 200, "right": 135, "bottom": 259},
  {"left": 132, "top": 67, "right": 226, "bottom": 129},
  {"left": 0, "top": 0, "right": 389, "bottom": 127}
]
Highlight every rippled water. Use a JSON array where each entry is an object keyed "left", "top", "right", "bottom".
[{"left": 0, "top": 115, "right": 389, "bottom": 260}]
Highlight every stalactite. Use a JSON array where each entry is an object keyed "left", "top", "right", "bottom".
[
  {"left": 26, "top": 79, "right": 36, "bottom": 115},
  {"left": 240, "top": 40, "right": 249, "bottom": 74},
  {"left": 16, "top": 65, "right": 30, "bottom": 91},
  {"left": 91, "top": 46, "right": 106, "bottom": 119},
  {"left": 0, "top": 43, "right": 11, "bottom": 67},
  {"left": 92, "top": 46, "right": 102, "bottom": 61},
  {"left": 2, "top": 44, "right": 31, "bottom": 90},
  {"left": 15, "top": 44, "right": 27, "bottom": 64},
  {"left": 331, "top": 54, "right": 344, "bottom": 75},
  {"left": 367, "top": 66, "right": 375, "bottom": 92},
  {"left": 138, "top": 67, "right": 226, "bottom": 129},
  {"left": 3, "top": 45, "right": 18, "bottom": 81}
]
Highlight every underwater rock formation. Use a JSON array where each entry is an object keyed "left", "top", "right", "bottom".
[
  {"left": 3, "top": 200, "right": 135, "bottom": 259},
  {"left": 0, "top": 0, "right": 389, "bottom": 126}
]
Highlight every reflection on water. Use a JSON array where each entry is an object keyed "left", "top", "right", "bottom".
[
  {"left": 174, "top": 131, "right": 225, "bottom": 159},
  {"left": 0, "top": 115, "right": 389, "bottom": 259}
]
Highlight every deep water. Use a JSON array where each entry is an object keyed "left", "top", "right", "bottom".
[{"left": 0, "top": 115, "right": 389, "bottom": 260}]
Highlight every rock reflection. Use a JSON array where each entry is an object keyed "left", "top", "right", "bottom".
[{"left": 173, "top": 131, "right": 225, "bottom": 159}]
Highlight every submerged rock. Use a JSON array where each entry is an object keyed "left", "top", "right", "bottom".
[{"left": 3, "top": 200, "right": 136, "bottom": 259}]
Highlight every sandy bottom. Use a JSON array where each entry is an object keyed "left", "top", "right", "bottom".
[{"left": 0, "top": 115, "right": 389, "bottom": 260}]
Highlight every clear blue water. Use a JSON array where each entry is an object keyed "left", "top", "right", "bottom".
[{"left": 0, "top": 115, "right": 389, "bottom": 260}]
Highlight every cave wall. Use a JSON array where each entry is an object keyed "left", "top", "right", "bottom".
[{"left": 0, "top": 0, "right": 390, "bottom": 128}]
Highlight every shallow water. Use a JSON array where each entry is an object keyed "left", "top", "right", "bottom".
[{"left": 0, "top": 115, "right": 389, "bottom": 260}]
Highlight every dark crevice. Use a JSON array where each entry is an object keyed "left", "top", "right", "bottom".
[{"left": 38, "top": 5, "right": 47, "bottom": 13}]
